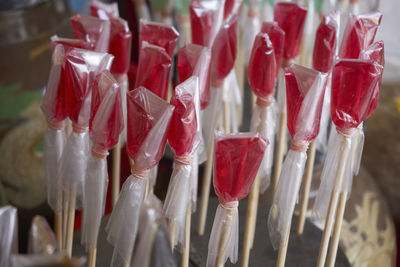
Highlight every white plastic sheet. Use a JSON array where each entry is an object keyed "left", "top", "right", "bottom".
[{"left": 0, "top": 206, "right": 18, "bottom": 267}]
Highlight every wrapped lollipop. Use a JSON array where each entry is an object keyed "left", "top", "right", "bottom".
[
  {"left": 339, "top": 11, "right": 382, "bottom": 59},
  {"left": 207, "top": 132, "right": 267, "bottom": 267},
  {"left": 106, "top": 87, "right": 174, "bottom": 267},
  {"left": 242, "top": 0, "right": 262, "bottom": 65},
  {"left": 297, "top": 11, "right": 339, "bottom": 235},
  {"left": 272, "top": 3, "right": 307, "bottom": 194},
  {"left": 198, "top": 12, "right": 239, "bottom": 235},
  {"left": 268, "top": 64, "right": 327, "bottom": 267},
  {"left": 81, "top": 71, "right": 124, "bottom": 267},
  {"left": 0, "top": 206, "right": 18, "bottom": 267},
  {"left": 313, "top": 58, "right": 384, "bottom": 267},
  {"left": 60, "top": 48, "right": 113, "bottom": 257},
  {"left": 90, "top": 0, "right": 119, "bottom": 19},
  {"left": 70, "top": 14, "right": 111, "bottom": 52}
]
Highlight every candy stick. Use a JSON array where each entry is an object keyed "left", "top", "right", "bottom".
[
  {"left": 271, "top": 3, "right": 308, "bottom": 196},
  {"left": 268, "top": 64, "right": 328, "bottom": 267},
  {"left": 106, "top": 87, "right": 174, "bottom": 266},
  {"left": 297, "top": 11, "right": 339, "bottom": 235},
  {"left": 182, "top": 200, "right": 192, "bottom": 267},
  {"left": 207, "top": 132, "right": 268, "bottom": 267},
  {"left": 242, "top": 32, "right": 278, "bottom": 267}
]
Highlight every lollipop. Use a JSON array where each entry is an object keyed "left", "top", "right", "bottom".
[
  {"left": 260, "top": 21, "right": 285, "bottom": 79},
  {"left": 242, "top": 0, "right": 262, "bottom": 65}
]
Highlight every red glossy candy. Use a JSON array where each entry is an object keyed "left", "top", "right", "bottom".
[
  {"left": 109, "top": 18, "right": 132, "bottom": 75},
  {"left": 214, "top": 132, "right": 268, "bottom": 202},
  {"left": 90, "top": 0, "right": 119, "bottom": 20},
  {"left": 247, "top": 33, "right": 277, "bottom": 99},
  {"left": 126, "top": 87, "right": 174, "bottom": 170},
  {"left": 274, "top": 2, "right": 307, "bottom": 61},
  {"left": 91, "top": 71, "right": 124, "bottom": 152},
  {"left": 312, "top": 12, "right": 338, "bottom": 73},
  {"left": 331, "top": 59, "right": 383, "bottom": 129},
  {"left": 285, "top": 64, "right": 326, "bottom": 141},
  {"left": 135, "top": 42, "right": 172, "bottom": 100},
  {"left": 260, "top": 21, "right": 285, "bottom": 77},
  {"left": 139, "top": 20, "right": 179, "bottom": 58},
  {"left": 70, "top": 14, "right": 111, "bottom": 52},
  {"left": 210, "top": 13, "right": 239, "bottom": 87},
  {"left": 177, "top": 43, "right": 211, "bottom": 109},
  {"left": 168, "top": 77, "right": 199, "bottom": 156},
  {"left": 339, "top": 12, "right": 382, "bottom": 59}
]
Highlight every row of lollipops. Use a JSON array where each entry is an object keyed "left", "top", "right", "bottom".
[{"left": 39, "top": 0, "right": 384, "bottom": 267}]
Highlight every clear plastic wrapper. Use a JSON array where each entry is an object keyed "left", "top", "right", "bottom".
[
  {"left": 339, "top": 12, "right": 382, "bottom": 59},
  {"left": 315, "top": 80, "right": 331, "bottom": 153},
  {"left": 242, "top": 6, "right": 261, "bottom": 65},
  {"left": 28, "top": 216, "right": 57, "bottom": 254},
  {"left": 50, "top": 36, "right": 91, "bottom": 53},
  {"left": 190, "top": 153, "right": 199, "bottom": 210},
  {"left": 70, "top": 14, "right": 111, "bottom": 52},
  {"left": 273, "top": 2, "right": 307, "bottom": 61},
  {"left": 139, "top": 20, "right": 179, "bottom": 58},
  {"left": 120, "top": 77, "right": 128, "bottom": 144},
  {"left": 222, "top": 70, "right": 242, "bottom": 133},
  {"left": 223, "top": 0, "right": 242, "bottom": 19},
  {"left": 260, "top": 22, "right": 285, "bottom": 78},
  {"left": 90, "top": 0, "right": 119, "bottom": 19},
  {"left": 109, "top": 18, "right": 132, "bottom": 75},
  {"left": 135, "top": 41, "right": 172, "bottom": 100},
  {"left": 352, "top": 124, "right": 364, "bottom": 177},
  {"left": 0, "top": 206, "right": 18, "bottom": 267}
]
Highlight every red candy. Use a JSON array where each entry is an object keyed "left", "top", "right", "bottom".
[
  {"left": 177, "top": 43, "right": 211, "bottom": 109},
  {"left": 214, "top": 132, "right": 268, "bottom": 202},
  {"left": 210, "top": 14, "right": 239, "bottom": 87},
  {"left": 126, "top": 87, "right": 174, "bottom": 169},
  {"left": 139, "top": 20, "right": 179, "bottom": 58},
  {"left": 260, "top": 21, "right": 285, "bottom": 77},
  {"left": 312, "top": 12, "right": 338, "bottom": 73},
  {"left": 109, "top": 18, "right": 132, "bottom": 75},
  {"left": 135, "top": 42, "right": 172, "bottom": 100},
  {"left": 51, "top": 36, "right": 91, "bottom": 52},
  {"left": 168, "top": 77, "right": 199, "bottom": 156},
  {"left": 331, "top": 59, "right": 383, "bottom": 129},
  {"left": 285, "top": 64, "right": 326, "bottom": 141},
  {"left": 247, "top": 33, "right": 277, "bottom": 99},
  {"left": 274, "top": 2, "right": 307, "bottom": 61},
  {"left": 339, "top": 12, "right": 382, "bottom": 59},
  {"left": 89, "top": 0, "right": 119, "bottom": 20},
  {"left": 90, "top": 71, "right": 124, "bottom": 152}
]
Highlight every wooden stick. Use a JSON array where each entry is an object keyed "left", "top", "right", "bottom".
[
  {"left": 297, "top": 141, "right": 316, "bottom": 234},
  {"left": 55, "top": 212, "right": 62, "bottom": 250},
  {"left": 88, "top": 247, "right": 97, "bottom": 267},
  {"left": 215, "top": 208, "right": 235, "bottom": 267},
  {"left": 223, "top": 100, "right": 230, "bottom": 133},
  {"left": 316, "top": 138, "right": 351, "bottom": 267},
  {"left": 62, "top": 188, "right": 69, "bottom": 250},
  {"left": 326, "top": 191, "right": 348, "bottom": 267},
  {"left": 276, "top": 218, "right": 291, "bottom": 267},
  {"left": 168, "top": 219, "right": 176, "bottom": 251},
  {"left": 66, "top": 186, "right": 77, "bottom": 257},
  {"left": 112, "top": 137, "right": 121, "bottom": 208},
  {"left": 241, "top": 175, "right": 260, "bottom": 267},
  {"left": 182, "top": 201, "right": 192, "bottom": 267},
  {"left": 272, "top": 112, "right": 287, "bottom": 198}
]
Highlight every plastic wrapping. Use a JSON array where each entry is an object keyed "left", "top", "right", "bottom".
[
  {"left": 90, "top": 0, "right": 119, "bottom": 20},
  {"left": 352, "top": 125, "right": 365, "bottom": 177},
  {"left": 50, "top": 35, "right": 91, "bottom": 52},
  {"left": 106, "top": 176, "right": 147, "bottom": 266},
  {"left": 273, "top": 2, "right": 307, "bottom": 60},
  {"left": 222, "top": 70, "right": 242, "bottom": 133},
  {"left": 242, "top": 7, "right": 261, "bottom": 65},
  {"left": 315, "top": 80, "right": 331, "bottom": 153},
  {"left": 190, "top": 153, "right": 199, "bottom": 210},
  {"left": 109, "top": 18, "right": 132, "bottom": 75},
  {"left": 120, "top": 77, "right": 128, "bottom": 144},
  {"left": 0, "top": 206, "right": 18, "bottom": 267},
  {"left": 139, "top": 20, "right": 179, "bottom": 58},
  {"left": 28, "top": 216, "right": 57, "bottom": 254},
  {"left": 11, "top": 254, "right": 86, "bottom": 267},
  {"left": 135, "top": 41, "right": 172, "bottom": 100},
  {"left": 339, "top": 12, "right": 382, "bottom": 59},
  {"left": 312, "top": 11, "right": 339, "bottom": 73},
  {"left": 189, "top": 0, "right": 225, "bottom": 47},
  {"left": 260, "top": 22, "right": 285, "bottom": 78},
  {"left": 126, "top": 87, "right": 175, "bottom": 170},
  {"left": 268, "top": 150, "right": 307, "bottom": 249},
  {"left": 70, "top": 14, "right": 111, "bottom": 52}
]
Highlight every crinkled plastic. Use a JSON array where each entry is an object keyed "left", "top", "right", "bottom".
[
  {"left": 135, "top": 41, "right": 172, "bottom": 100},
  {"left": 312, "top": 11, "right": 339, "bottom": 73},
  {"left": 139, "top": 20, "right": 179, "bottom": 58},
  {"left": 90, "top": 71, "right": 124, "bottom": 153},
  {"left": 106, "top": 176, "right": 147, "bottom": 266},
  {"left": 0, "top": 206, "right": 18, "bottom": 267},
  {"left": 177, "top": 43, "right": 212, "bottom": 109},
  {"left": 260, "top": 21, "right": 285, "bottom": 76},
  {"left": 210, "top": 13, "right": 239, "bottom": 87},
  {"left": 28, "top": 216, "right": 57, "bottom": 254},
  {"left": 247, "top": 32, "right": 277, "bottom": 98},
  {"left": 223, "top": 0, "right": 242, "bottom": 19},
  {"left": 120, "top": 76, "right": 128, "bottom": 144},
  {"left": 242, "top": 7, "right": 261, "bottom": 64},
  {"left": 250, "top": 101, "right": 277, "bottom": 193},
  {"left": 70, "top": 14, "right": 111, "bottom": 52},
  {"left": 189, "top": 0, "right": 225, "bottom": 47},
  {"left": 315, "top": 80, "right": 331, "bottom": 153},
  {"left": 90, "top": 0, "right": 119, "bottom": 19},
  {"left": 44, "top": 128, "right": 66, "bottom": 214},
  {"left": 190, "top": 153, "right": 199, "bottom": 210},
  {"left": 64, "top": 48, "right": 114, "bottom": 127},
  {"left": 222, "top": 70, "right": 242, "bottom": 133},
  {"left": 352, "top": 124, "right": 364, "bottom": 177},
  {"left": 109, "top": 18, "right": 132, "bottom": 75},
  {"left": 81, "top": 154, "right": 108, "bottom": 250},
  {"left": 273, "top": 2, "right": 307, "bottom": 60},
  {"left": 331, "top": 58, "right": 384, "bottom": 129},
  {"left": 339, "top": 12, "right": 382, "bottom": 59},
  {"left": 126, "top": 87, "right": 175, "bottom": 170},
  {"left": 50, "top": 35, "right": 91, "bottom": 52},
  {"left": 268, "top": 150, "right": 307, "bottom": 249},
  {"left": 285, "top": 64, "right": 328, "bottom": 142}
]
